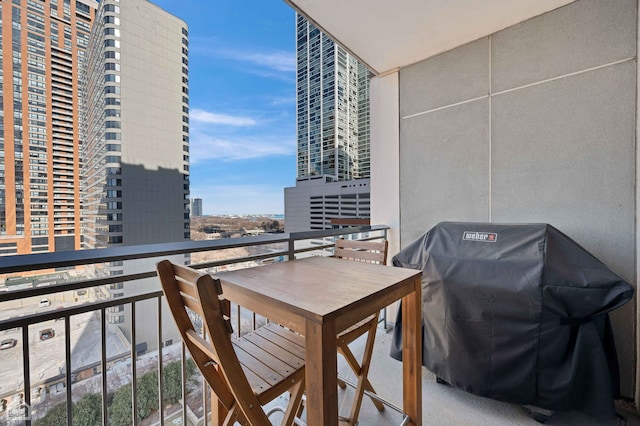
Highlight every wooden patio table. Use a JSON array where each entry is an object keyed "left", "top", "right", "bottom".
[{"left": 215, "top": 255, "right": 423, "bottom": 425}]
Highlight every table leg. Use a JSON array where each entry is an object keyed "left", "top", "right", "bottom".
[
  {"left": 305, "top": 319, "right": 338, "bottom": 425},
  {"left": 403, "top": 275, "right": 422, "bottom": 425}
]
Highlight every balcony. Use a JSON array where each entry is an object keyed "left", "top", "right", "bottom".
[{"left": 1, "top": 226, "right": 637, "bottom": 425}]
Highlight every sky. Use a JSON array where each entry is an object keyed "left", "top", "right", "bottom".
[{"left": 151, "top": 1, "right": 297, "bottom": 216}]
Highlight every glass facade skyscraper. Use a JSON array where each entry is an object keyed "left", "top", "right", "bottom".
[
  {"left": 295, "top": 14, "right": 371, "bottom": 181},
  {"left": 0, "top": 0, "right": 97, "bottom": 257},
  {"left": 286, "top": 14, "right": 372, "bottom": 233}
]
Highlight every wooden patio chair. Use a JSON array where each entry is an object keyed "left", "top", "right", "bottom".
[
  {"left": 334, "top": 238, "right": 389, "bottom": 424},
  {"left": 157, "top": 259, "right": 306, "bottom": 426}
]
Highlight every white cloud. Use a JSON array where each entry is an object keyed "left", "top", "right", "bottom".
[
  {"left": 188, "top": 106, "right": 295, "bottom": 163},
  {"left": 234, "top": 51, "right": 296, "bottom": 73},
  {"left": 189, "top": 132, "right": 295, "bottom": 163},
  {"left": 267, "top": 95, "right": 296, "bottom": 106},
  {"left": 190, "top": 108, "right": 257, "bottom": 126},
  {"left": 190, "top": 39, "right": 295, "bottom": 75}
]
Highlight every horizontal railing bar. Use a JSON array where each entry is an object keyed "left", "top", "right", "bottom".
[
  {"left": 0, "top": 271, "right": 156, "bottom": 303},
  {"left": 289, "top": 225, "right": 388, "bottom": 240},
  {"left": 0, "top": 225, "right": 385, "bottom": 275},
  {"left": 0, "top": 291, "right": 163, "bottom": 330},
  {"left": 0, "top": 251, "right": 290, "bottom": 304},
  {"left": 295, "top": 243, "right": 335, "bottom": 255},
  {"left": 188, "top": 249, "right": 290, "bottom": 271},
  {"left": 0, "top": 227, "right": 387, "bottom": 303},
  {"left": 0, "top": 233, "right": 291, "bottom": 274}
]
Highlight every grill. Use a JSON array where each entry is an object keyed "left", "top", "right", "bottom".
[{"left": 390, "top": 222, "right": 634, "bottom": 420}]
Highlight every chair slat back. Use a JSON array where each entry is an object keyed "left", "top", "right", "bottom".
[
  {"left": 157, "top": 260, "right": 257, "bottom": 415},
  {"left": 334, "top": 238, "right": 389, "bottom": 265}
]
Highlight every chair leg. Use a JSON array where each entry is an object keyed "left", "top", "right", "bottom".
[
  {"left": 222, "top": 404, "right": 243, "bottom": 426},
  {"left": 339, "top": 346, "right": 384, "bottom": 412},
  {"left": 281, "top": 379, "right": 305, "bottom": 426},
  {"left": 339, "top": 330, "right": 384, "bottom": 424}
]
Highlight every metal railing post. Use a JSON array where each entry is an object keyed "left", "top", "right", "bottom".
[
  {"left": 131, "top": 302, "right": 138, "bottom": 426},
  {"left": 65, "top": 318, "right": 72, "bottom": 426},
  {"left": 157, "top": 296, "right": 164, "bottom": 426},
  {"left": 22, "top": 326, "right": 31, "bottom": 426},
  {"left": 101, "top": 308, "right": 108, "bottom": 426},
  {"left": 288, "top": 237, "right": 295, "bottom": 260}
]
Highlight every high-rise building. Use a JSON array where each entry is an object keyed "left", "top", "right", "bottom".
[
  {"left": 80, "top": 0, "right": 189, "bottom": 344},
  {"left": 191, "top": 197, "right": 202, "bottom": 217},
  {"left": 285, "top": 14, "right": 372, "bottom": 232},
  {"left": 0, "top": 0, "right": 98, "bottom": 256},
  {"left": 295, "top": 14, "right": 371, "bottom": 181}
]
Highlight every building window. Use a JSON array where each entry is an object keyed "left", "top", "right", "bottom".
[
  {"left": 104, "top": 5, "right": 120, "bottom": 13},
  {"left": 104, "top": 39, "right": 120, "bottom": 48}
]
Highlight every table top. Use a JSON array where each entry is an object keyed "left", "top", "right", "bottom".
[{"left": 215, "top": 256, "right": 421, "bottom": 329}]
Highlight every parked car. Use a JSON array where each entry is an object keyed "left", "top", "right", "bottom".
[
  {"left": 39, "top": 298, "right": 51, "bottom": 307},
  {"left": 39, "top": 328, "right": 55, "bottom": 340},
  {"left": 0, "top": 338, "right": 17, "bottom": 350}
]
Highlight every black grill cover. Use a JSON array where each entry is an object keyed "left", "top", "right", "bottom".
[{"left": 390, "top": 222, "right": 634, "bottom": 420}]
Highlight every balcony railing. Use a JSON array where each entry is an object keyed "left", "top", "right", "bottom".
[{"left": 0, "top": 225, "right": 388, "bottom": 425}]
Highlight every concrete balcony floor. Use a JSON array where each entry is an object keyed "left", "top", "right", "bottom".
[{"left": 271, "top": 327, "right": 640, "bottom": 426}]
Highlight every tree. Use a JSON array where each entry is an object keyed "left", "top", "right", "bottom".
[
  {"left": 136, "top": 371, "right": 159, "bottom": 420},
  {"left": 108, "top": 372, "right": 158, "bottom": 425},
  {"left": 107, "top": 360, "right": 193, "bottom": 425},
  {"left": 260, "top": 219, "right": 282, "bottom": 231},
  {"left": 163, "top": 358, "right": 197, "bottom": 404},
  {"left": 108, "top": 384, "right": 132, "bottom": 426},
  {"left": 73, "top": 393, "right": 102, "bottom": 426},
  {"left": 34, "top": 401, "right": 66, "bottom": 426}
]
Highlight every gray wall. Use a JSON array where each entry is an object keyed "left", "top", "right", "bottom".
[{"left": 399, "top": 0, "right": 637, "bottom": 397}]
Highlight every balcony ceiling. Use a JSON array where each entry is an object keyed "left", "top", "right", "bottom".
[{"left": 285, "top": 0, "right": 576, "bottom": 74}]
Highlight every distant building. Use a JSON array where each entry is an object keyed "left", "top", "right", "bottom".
[
  {"left": 286, "top": 15, "right": 372, "bottom": 232},
  {"left": 80, "top": 0, "right": 189, "bottom": 347},
  {"left": 0, "top": 0, "right": 98, "bottom": 256},
  {"left": 285, "top": 177, "right": 371, "bottom": 232},
  {"left": 191, "top": 198, "right": 202, "bottom": 217}
]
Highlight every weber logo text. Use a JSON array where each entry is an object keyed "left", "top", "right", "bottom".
[{"left": 463, "top": 231, "right": 497, "bottom": 242}]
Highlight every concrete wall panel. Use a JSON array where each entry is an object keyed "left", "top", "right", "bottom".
[
  {"left": 492, "top": 0, "right": 636, "bottom": 93},
  {"left": 400, "top": 38, "right": 489, "bottom": 117},
  {"left": 400, "top": 99, "right": 490, "bottom": 245},
  {"left": 491, "top": 61, "right": 636, "bottom": 278}
]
